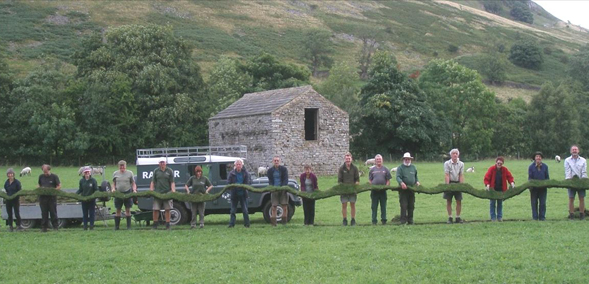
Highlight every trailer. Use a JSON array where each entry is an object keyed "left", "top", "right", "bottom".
[{"left": 1, "top": 166, "right": 113, "bottom": 229}]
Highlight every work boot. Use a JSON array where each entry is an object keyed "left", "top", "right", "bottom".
[
  {"left": 165, "top": 222, "right": 171, "bottom": 230},
  {"left": 152, "top": 223, "right": 158, "bottom": 230},
  {"left": 126, "top": 216, "right": 132, "bottom": 229},
  {"left": 342, "top": 218, "right": 348, "bottom": 226},
  {"left": 381, "top": 220, "right": 387, "bottom": 225},
  {"left": 351, "top": 218, "right": 356, "bottom": 226},
  {"left": 569, "top": 213, "right": 575, "bottom": 220},
  {"left": 83, "top": 224, "right": 88, "bottom": 231},
  {"left": 199, "top": 223, "right": 204, "bottom": 229},
  {"left": 89, "top": 225, "right": 94, "bottom": 231},
  {"left": 271, "top": 217, "right": 277, "bottom": 227},
  {"left": 282, "top": 207, "right": 288, "bottom": 225},
  {"left": 9, "top": 226, "right": 14, "bottom": 232},
  {"left": 447, "top": 217, "right": 453, "bottom": 224},
  {"left": 17, "top": 226, "right": 24, "bottom": 231},
  {"left": 114, "top": 217, "right": 121, "bottom": 230},
  {"left": 455, "top": 217, "right": 463, "bottom": 224}
]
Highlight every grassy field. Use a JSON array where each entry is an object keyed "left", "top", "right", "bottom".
[{"left": 1, "top": 159, "right": 588, "bottom": 283}]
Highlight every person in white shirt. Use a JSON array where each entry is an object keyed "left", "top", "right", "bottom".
[{"left": 564, "top": 145, "right": 587, "bottom": 220}]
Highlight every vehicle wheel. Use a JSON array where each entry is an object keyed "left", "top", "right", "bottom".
[
  {"left": 20, "top": 219, "right": 37, "bottom": 229},
  {"left": 100, "top": 181, "right": 112, "bottom": 202},
  {"left": 170, "top": 202, "right": 188, "bottom": 225},
  {"left": 50, "top": 219, "right": 67, "bottom": 229},
  {"left": 262, "top": 201, "right": 294, "bottom": 223}
]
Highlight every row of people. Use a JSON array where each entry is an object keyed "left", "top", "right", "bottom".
[{"left": 2, "top": 145, "right": 586, "bottom": 231}]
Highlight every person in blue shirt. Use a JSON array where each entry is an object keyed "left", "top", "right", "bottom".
[
  {"left": 227, "top": 158, "right": 251, "bottom": 228},
  {"left": 267, "top": 156, "right": 289, "bottom": 226},
  {"left": 528, "top": 152, "right": 549, "bottom": 221}
]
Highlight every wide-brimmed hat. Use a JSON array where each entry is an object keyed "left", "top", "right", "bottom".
[
  {"left": 532, "top": 151, "right": 544, "bottom": 159},
  {"left": 83, "top": 166, "right": 92, "bottom": 173},
  {"left": 402, "top": 152, "right": 413, "bottom": 159}
]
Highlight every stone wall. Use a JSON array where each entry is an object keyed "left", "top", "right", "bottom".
[
  {"left": 208, "top": 114, "right": 275, "bottom": 173},
  {"left": 271, "top": 90, "right": 348, "bottom": 176}
]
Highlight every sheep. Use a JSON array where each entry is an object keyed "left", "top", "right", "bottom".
[
  {"left": 365, "top": 158, "right": 376, "bottom": 166},
  {"left": 92, "top": 167, "right": 104, "bottom": 176},
  {"left": 257, "top": 166, "right": 268, "bottom": 177},
  {"left": 78, "top": 166, "right": 85, "bottom": 176},
  {"left": 390, "top": 167, "right": 397, "bottom": 174},
  {"left": 19, "top": 167, "right": 31, "bottom": 177},
  {"left": 466, "top": 167, "right": 475, "bottom": 173},
  {"left": 555, "top": 155, "right": 561, "bottom": 163}
]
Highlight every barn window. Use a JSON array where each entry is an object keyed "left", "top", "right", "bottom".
[{"left": 305, "top": 108, "right": 318, "bottom": 141}]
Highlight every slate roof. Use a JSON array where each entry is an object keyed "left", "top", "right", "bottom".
[{"left": 210, "top": 85, "right": 315, "bottom": 120}]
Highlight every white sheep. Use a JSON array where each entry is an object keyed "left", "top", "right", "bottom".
[
  {"left": 257, "top": 166, "right": 268, "bottom": 177},
  {"left": 19, "top": 167, "right": 31, "bottom": 177},
  {"left": 555, "top": 155, "right": 561, "bottom": 163},
  {"left": 78, "top": 166, "right": 85, "bottom": 176},
  {"left": 466, "top": 167, "right": 475, "bottom": 173},
  {"left": 92, "top": 167, "right": 104, "bottom": 176},
  {"left": 390, "top": 167, "right": 397, "bottom": 174},
  {"left": 365, "top": 158, "right": 376, "bottom": 166}
]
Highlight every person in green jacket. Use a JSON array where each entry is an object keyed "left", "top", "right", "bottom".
[
  {"left": 185, "top": 166, "right": 213, "bottom": 229},
  {"left": 396, "top": 152, "right": 421, "bottom": 225},
  {"left": 77, "top": 167, "right": 99, "bottom": 230}
]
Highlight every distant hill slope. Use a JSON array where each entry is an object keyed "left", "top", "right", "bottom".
[{"left": 1, "top": 0, "right": 587, "bottom": 96}]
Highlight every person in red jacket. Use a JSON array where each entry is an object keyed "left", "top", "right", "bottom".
[{"left": 484, "top": 156, "right": 515, "bottom": 222}]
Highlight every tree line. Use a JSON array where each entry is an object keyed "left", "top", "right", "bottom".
[{"left": 1, "top": 24, "right": 588, "bottom": 165}]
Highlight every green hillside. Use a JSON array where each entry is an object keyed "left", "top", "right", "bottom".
[{"left": 1, "top": 0, "right": 588, "bottom": 97}]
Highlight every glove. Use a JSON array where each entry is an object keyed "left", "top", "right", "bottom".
[
  {"left": 510, "top": 182, "right": 515, "bottom": 189},
  {"left": 485, "top": 185, "right": 490, "bottom": 191}
]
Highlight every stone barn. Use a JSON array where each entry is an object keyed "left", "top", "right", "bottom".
[{"left": 208, "top": 85, "right": 349, "bottom": 176}]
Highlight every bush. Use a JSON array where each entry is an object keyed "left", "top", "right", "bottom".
[
  {"left": 483, "top": 1, "right": 503, "bottom": 14},
  {"left": 510, "top": 2, "right": 534, "bottom": 24},
  {"left": 509, "top": 40, "right": 544, "bottom": 69},
  {"left": 543, "top": 47, "right": 552, "bottom": 55},
  {"left": 448, "top": 44, "right": 459, "bottom": 53}
]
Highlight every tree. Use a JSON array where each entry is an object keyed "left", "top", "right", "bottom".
[
  {"left": 0, "top": 44, "right": 13, "bottom": 160},
  {"left": 569, "top": 44, "right": 589, "bottom": 91},
  {"left": 317, "top": 61, "right": 360, "bottom": 113},
  {"left": 526, "top": 82, "right": 581, "bottom": 156},
  {"left": 419, "top": 59, "right": 497, "bottom": 158},
  {"left": 491, "top": 98, "right": 529, "bottom": 158},
  {"left": 8, "top": 63, "right": 87, "bottom": 165},
  {"left": 357, "top": 34, "right": 379, "bottom": 80},
  {"left": 509, "top": 39, "right": 544, "bottom": 70},
  {"left": 73, "top": 24, "right": 208, "bottom": 153},
  {"left": 301, "top": 29, "right": 334, "bottom": 77},
  {"left": 351, "top": 58, "right": 446, "bottom": 159},
  {"left": 480, "top": 52, "right": 508, "bottom": 84},
  {"left": 208, "top": 56, "right": 253, "bottom": 116},
  {"left": 510, "top": 1, "right": 533, "bottom": 24},
  {"left": 483, "top": 1, "right": 503, "bottom": 14},
  {"left": 241, "top": 52, "right": 310, "bottom": 92}
]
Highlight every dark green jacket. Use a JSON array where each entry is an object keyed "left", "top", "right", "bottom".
[
  {"left": 77, "top": 177, "right": 98, "bottom": 197},
  {"left": 396, "top": 164, "right": 418, "bottom": 186}
]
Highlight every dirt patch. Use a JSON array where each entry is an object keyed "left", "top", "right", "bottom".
[{"left": 45, "top": 14, "right": 70, "bottom": 25}]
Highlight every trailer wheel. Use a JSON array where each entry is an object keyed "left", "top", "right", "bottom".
[
  {"left": 170, "top": 201, "right": 188, "bottom": 225},
  {"left": 20, "top": 219, "right": 37, "bottom": 229}
]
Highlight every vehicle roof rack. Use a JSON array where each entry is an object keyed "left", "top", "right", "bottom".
[{"left": 136, "top": 145, "right": 247, "bottom": 159}]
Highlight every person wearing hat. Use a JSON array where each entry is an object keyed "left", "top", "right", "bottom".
[
  {"left": 185, "top": 165, "right": 213, "bottom": 229},
  {"left": 395, "top": 152, "right": 420, "bottom": 225},
  {"left": 444, "top": 148, "right": 464, "bottom": 224},
  {"left": 112, "top": 160, "right": 137, "bottom": 230},
  {"left": 528, "top": 152, "right": 549, "bottom": 221},
  {"left": 76, "top": 167, "right": 99, "bottom": 230},
  {"left": 564, "top": 145, "right": 587, "bottom": 220},
  {"left": 4, "top": 168, "right": 23, "bottom": 231},
  {"left": 150, "top": 157, "right": 176, "bottom": 230},
  {"left": 338, "top": 152, "right": 360, "bottom": 226},
  {"left": 484, "top": 156, "right": 515, "bottom": 222},
  {"left": 38, "top": 164, "right": 61, "bottom": 232}
]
